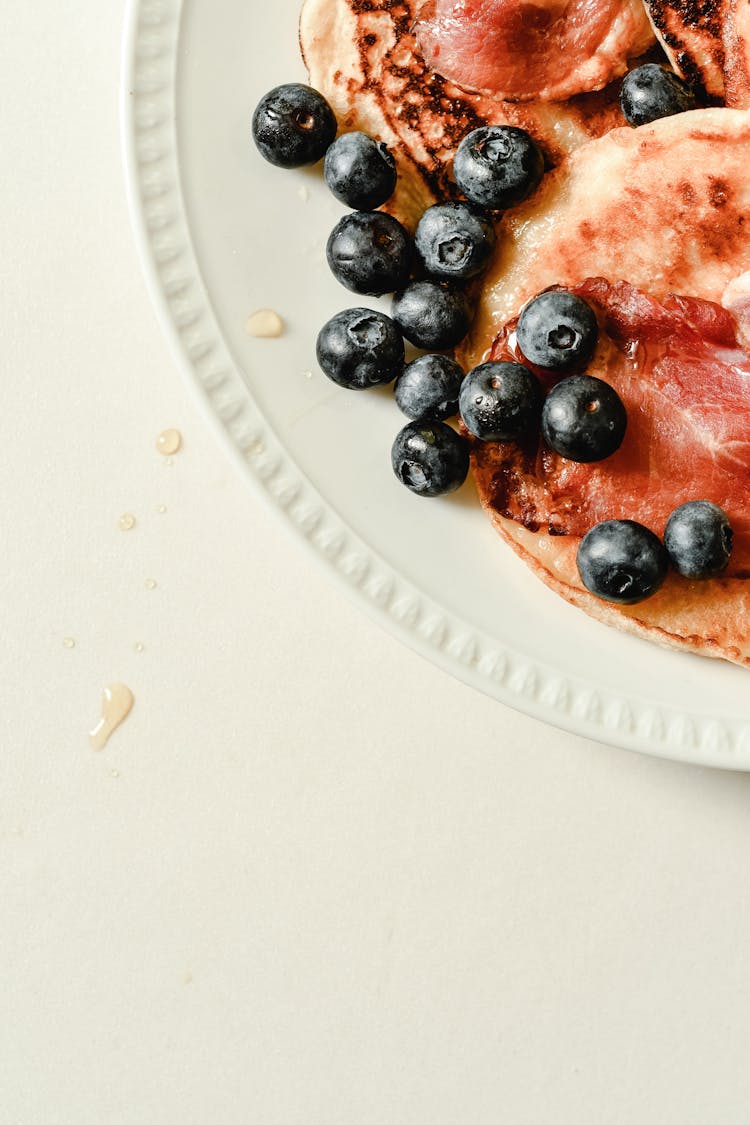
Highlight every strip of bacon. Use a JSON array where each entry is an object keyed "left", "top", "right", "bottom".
[
  {"left": 481, "top": 278, "right": 750, "bottom": 571},
  {"left": 414, "top": 0, "right": 654, "bottom": 102}
]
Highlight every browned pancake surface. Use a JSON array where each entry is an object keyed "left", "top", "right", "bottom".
[
  {"left": 644, "top": 0, "right": 750, "bottom": 105},
  {"left": 644, "top": 0, "right": 726, "bottom": 95},
  {"left": 461, "top": 108, "right": 750, "bottom": 369},
  {"left": 300, "top": 0, "right": 629, "bottom": 226}
]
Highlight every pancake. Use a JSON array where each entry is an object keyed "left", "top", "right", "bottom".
[
  {"left": 724, "top": 0, "right": 750, "bottom": 106},
  {"left": 461, "top": 107, "right": 750, "bottom": 366},
  {"left": 458, "top": 108, "right": 750, "bottom": 667},
  {"left": 300, "top": 0, "right": 635, "bottom": 227},
  {"left": 642, "top": 0, "right": 726, "bottom": 96},
  {"left": 643, "top": 0, "right": 750, "bottom": 105}
]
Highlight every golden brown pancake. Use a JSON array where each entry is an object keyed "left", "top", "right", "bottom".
[
  {"left": 300, "top": 0, "right": 633, "bottom": 227},
  {"left": 642, "top": 0, "right": 726, "bottom": 96},
  {"left": 459, "top": 108, "right": 750, "bottom": 668},
  {"left": 461, "top": 107, "right": 750, "bottom": 367},
  {"left": 724, "top": 0, "right": 750, "bottom": 106},
  {"left": 643, "top": 0, "right": 750, "bottom": 105}
]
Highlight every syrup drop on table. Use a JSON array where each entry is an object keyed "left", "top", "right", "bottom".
[
  {"left": 118, "top": 513, "right": 136, "bottom": 531},
  {"left": 246, "top": 308, "right": 284, "bottom": 338},
  {"left": 156, "top": 428, "right": 182, "bottom": 456},
  {"left": 89, "top": 684, "right": 134, "bottom": 751},
  {"left": 144, "top": 579, "right": 157, "bottom": 590},
  {"left": 62, "top": 637, "right": 76, "bottom": 650}
]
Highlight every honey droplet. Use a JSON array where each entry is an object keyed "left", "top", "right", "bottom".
[
  {"left": 62, "top": 637, "right": 76, "bottom": 650},
  {"left": 303, "top": 369, "right": 313, "bottom": 380},
  {"left": 118, "top": 512, "right": 136, "bottom": 531},
  {"left": 89, "top": 684, "right": 134, "bottom": 751},
  {"left": 144, "top": 578, "right": 157, "bottom": 590},
  {"left": 156, "top": 428, "right": 182, "bottom": 456},
  {"left": 133, "top": 642, "right": 145, "bottom": 653},
  {"left": 156, "top": 504, "right": 167, "bottom": 514},
  {"left": 246, "top": 308, "right": 284, "bottom": 339}
]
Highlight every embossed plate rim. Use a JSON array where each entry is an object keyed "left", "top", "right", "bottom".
[{"left": 121, "top": 0, "right": 750, "bottom": 769}]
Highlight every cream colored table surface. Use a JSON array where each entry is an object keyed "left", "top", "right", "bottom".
[{"left": 4, "top": 5, "right": 750, "bottom": 1122}]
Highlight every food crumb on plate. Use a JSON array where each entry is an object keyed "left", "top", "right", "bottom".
[{"left": 246, "top": 308, "right": 284, "bottom": 338}]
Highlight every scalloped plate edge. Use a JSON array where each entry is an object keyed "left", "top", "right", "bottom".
[{"left": 119, "top": 0, "right": 750, "bottom": 770}]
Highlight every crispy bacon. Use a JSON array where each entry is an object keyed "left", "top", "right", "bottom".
[
  {"left": 414, "top": 0, "right": 654, "bottom": 101},
  {"left": 480, "top": 278, "right": 750, "bottom": 569}
]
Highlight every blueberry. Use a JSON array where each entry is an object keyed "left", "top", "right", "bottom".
[
  {"left": 414, "top": 202, "right": 496, "bottom": 281},
  {"left": 326, "top": 211, "right": 412, "bottom": 296},
  {"left": 619, "top": 63, "right": 697, "bottom": 127},
  {"left": 394, "top": 355, "right": 464, "bottom": 422},
  {"left": 392, "top": 280, "right": 473, "bottom": 349},
  {"left": 516, "top": 290, "right": 599, "bottom": 372},
  {"left": 577, "top": 520, "right": 668, "bottom": 604},
  {"left": 458, "top": 361, "right": 543, "bottom": 442},
  {"left": 252, "top": 83, "right": 337, "bottom": 168},
  {"left": 323, "top": 132, "right": 397, "bottom": 210},
  {"left": 316, "top": 308, "right": 405, "bottom": 389},
  {"left": 542, "top": 375, "right": 627, "bottom": 462},
  {"left": 453, "top": 126, "right": 545, "bottom": 210},
  {"left": 664, "top": 500, "right": 733, "bottom": 578},
  {"left": 391, "top": 421, "right": 469, "bottom": 497}
]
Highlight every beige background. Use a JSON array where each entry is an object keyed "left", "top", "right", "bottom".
[{"left": 3, "top": 4, "right": 750, "bottom": 1121}]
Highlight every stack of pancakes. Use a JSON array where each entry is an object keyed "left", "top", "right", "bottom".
[{"left": 300, "top": 0, "right": 750, "bottom": 667}]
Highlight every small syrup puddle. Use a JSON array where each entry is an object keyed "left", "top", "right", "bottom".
[
  {"left": 246, "top": 308, "right": 284, "bottom": 338},
  {"left": 156, "top": 428, "right": 182, "bottom": 456},
  {"left": 118, "top": 512, "right": 136, "bottom": 531},
  {"left": 89, "top": 684, "right": 134, "bottom": 751}
]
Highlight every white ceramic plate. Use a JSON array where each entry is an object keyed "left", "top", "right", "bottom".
[{"left": 122, "top": 0, "right": 750, "bottom": 768}]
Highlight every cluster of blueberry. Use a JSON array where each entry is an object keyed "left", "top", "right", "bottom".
[
  {"left": 581, "top": 64, "right": 731, "bottom": 603},
  {"left": 252, "top": 80, "right": 548, "bottom": 498},
  {"left": 251, "top": 75, "right": 731, "bottom": 605},
  {"left": 464, "top": 291, "right": 733, "bottom": 600},
  {"left": 579, "top": 502, "right": 733, "bottom": 606}
]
